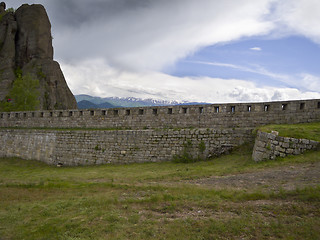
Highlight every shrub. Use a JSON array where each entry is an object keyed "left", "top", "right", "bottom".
[{"left": 0, "top": 72, "right": 40, "bottom": 111}]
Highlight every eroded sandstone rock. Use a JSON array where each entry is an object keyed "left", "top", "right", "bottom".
[
  {"left": 0, "top": 2, "right": 77, "bottom": 110},
  {"left": 0, "top": 11, "right": 17, "bottom": 100}
]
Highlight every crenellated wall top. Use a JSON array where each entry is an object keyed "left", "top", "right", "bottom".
[{"left": 0, "top": 99, "right": 319, "bottom": 129}]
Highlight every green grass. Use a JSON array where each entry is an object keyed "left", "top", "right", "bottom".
[
  {"left": 0, "top": 143, "right": 319, "bottom": 239},
  {"left": 259, "top": 122, "right": 320, "bottom": 141}
]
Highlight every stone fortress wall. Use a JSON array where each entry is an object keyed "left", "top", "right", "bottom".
[
  {"left": 0, "top": 99, "right": 319, "bottom": 165},
  {"left": 252, "top": 130, "right": 319, "bottom": 162},
  {"left": 1, "top": 99, "right": 320, "bottom": 129},
  {"left": 1, "top": 2, "right": 319, "bottom": 166}
]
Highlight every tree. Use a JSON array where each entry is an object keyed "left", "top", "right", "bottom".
[{"left": 0, "top": 73, "right": 40, "bottom": 111}]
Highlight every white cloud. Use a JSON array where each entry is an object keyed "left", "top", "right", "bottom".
[
  {"left": 250, "top": 47, "right": 262, "bottom": 51},
  {"left": 50, "top": 0, "right": 275, "bottom": 71},
  {"left": 300, "top": 73, "right": 320, "bottom": 91},
  {"left": 187, "top": 60, "right": 290, "bottom": 82},
  {"left": 61, "top": 59, "right": 320, "bottom": 103},
  {"left": 186, "top": 61, "right": 320, "bottom": 93},
  {"left": 11, "top": 0, "right": 319, "bottom": 69},
  {"left": 10, "top": 0, "right": 320, "bottom": 102},
  {"left": 272, "top": 0, "right": 320, "bottom": 44}
]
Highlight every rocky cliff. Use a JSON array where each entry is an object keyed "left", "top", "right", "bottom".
[{"left": 0, "top": 2, "right": 77, "bottom": 110}]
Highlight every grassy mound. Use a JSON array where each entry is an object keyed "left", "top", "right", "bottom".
[{"left": 258, "top": 122, "right": 320, "bottom": 141}]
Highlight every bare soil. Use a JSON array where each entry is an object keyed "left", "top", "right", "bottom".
[{"left": 189, "top": 162, "right": 320, "bottom": 191}]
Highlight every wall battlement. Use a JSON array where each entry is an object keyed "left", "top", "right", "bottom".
[
  {"left": 1, "top": 99, "right": 320, "bottom": 129},
  {"left": 0, "top": 99, "right": 319, "bottom": 166}
]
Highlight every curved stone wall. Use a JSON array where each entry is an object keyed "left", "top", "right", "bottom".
[
  {"left": 252, "top": 131, "right": 319, "bottom": 162},
  {"left": 0, "top": 127, "right": 253, "bottom": 165},
  {"left": 0, "top": 99, "right": 319, "bottom": 129},
  {"left": 0, "top": 99, "right": 319, "bottom": 165}
]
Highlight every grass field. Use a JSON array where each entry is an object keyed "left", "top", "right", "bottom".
[
  {"left": 259, "top": 122, "right": 320, "bottom": 141},
  {"left": 0, "top": 123, "right": 319, "bottom": 239}
]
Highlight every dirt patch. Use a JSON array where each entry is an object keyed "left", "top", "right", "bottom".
[{"left": 189, "top": 162, "right": 320, "bottom": 191}]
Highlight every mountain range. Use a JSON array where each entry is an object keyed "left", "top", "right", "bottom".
[{"left": 75, "top": 95, "right": 208, "bottom": 109}]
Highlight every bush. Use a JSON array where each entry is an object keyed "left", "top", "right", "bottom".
[{"left": 0, "top": 72, "right": 40, "bottom": 112}]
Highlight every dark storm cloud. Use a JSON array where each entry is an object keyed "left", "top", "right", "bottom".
[
  {"left": 46, "top": 0, "right": 153, "bottom": 28},
  {"left": 10, "top": 0, "right": 155, "bottom": 31}
]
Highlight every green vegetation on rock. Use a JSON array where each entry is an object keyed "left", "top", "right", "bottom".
[
  {"left": 6, "top": 7, "right": 15, "bottom": 13},
  {"left": 0, "top": 72, "right": 40, "bottom": 112},
  {"left": 173, "top": 140, "right": 207, "bottom": 163},
  {"left": 0, "top": 7, "right": 14, "bottom": 22}
]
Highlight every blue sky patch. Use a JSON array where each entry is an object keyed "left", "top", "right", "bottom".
[{"left": 167, "top": 36, "right": 320, "bottom": 89}]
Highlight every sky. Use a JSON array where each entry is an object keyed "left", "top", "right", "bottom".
[{"left": 9, "top": 0, "right": 320, "bottom": 103}]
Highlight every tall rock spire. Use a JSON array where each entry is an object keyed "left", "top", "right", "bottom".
[
  {"left": 0, "top": 3, "right": 77, "bottom": 110},
  {"left": 0, "top": 2, "right": 5, "bottom": 13}
]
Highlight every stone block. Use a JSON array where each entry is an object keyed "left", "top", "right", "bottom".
[
  {"left": 309, "top": 140, "right": 319, "bottom": 147},
  {"left": 279, "top": 153, "right": 286, "bottom": 157},
  {"left": 275, "top": 145, "right": 285, "bottom": 153},
  {"left": 281, "top": 142, "right": 290, "bottom": 148},
  {"left": 300, "top": 139, "right": 310, "bottom": 144},
  {"left": 255, "top": 140, "right": 266, "bottom": 148},
  {"left": 268, "top": 133, "right": 277, "bottom": 140},
  {"left": 286, "top": 148, "right": 294, "bottom": 154}
]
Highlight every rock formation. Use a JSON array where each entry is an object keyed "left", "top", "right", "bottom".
[
  {"left": 0, "top": 2, "right": 5, "bottom": 14},
  {"left": 0, "top": 2, "right": 77, "bottom": 110}
]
